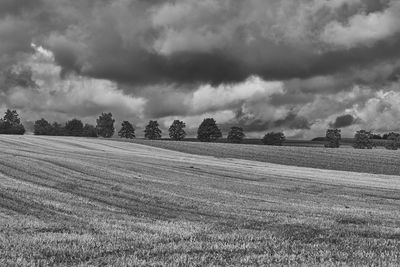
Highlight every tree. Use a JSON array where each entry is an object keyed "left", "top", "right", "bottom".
[
  {"left": 3, "top": 109, "right": 20, "bottom": 125},
  {"left": 65, "top": 119, "right": 84, "bottom": 136},
  {"left": 96, "top": 112, "right": 115, "bottom": 138},
  {"left": 10, "top": 124, "right": 26, "bottom": 135},
  {"left": 169, "top": 120, "right": 186, "bottom": 141},
  {"left": 197, "top": 118, "right": 222, "bottom": 142},
  {"left": 118, "top": 121, "right": 135, "bottom": 139},
  {"left": 82, "top": 124, "right": 98, "bottom": 137},
  {"left": 144, "top": 120, "right": 162, "bottom": 140},
  {"left": 227, "top": 126, "right": 245, "bottom": 143},
  {"left": 325, "top": 129, "right": 341, "bottom": 148},
  {"left": 353, "top": 130, "right": 375, "bottom": 149},
  {"left": 0, "top": 109, "right": 25, "bottom": 135},
  {"left": 34, "top": 118, "right": 53, "bottom": 135},
  {"left": 51, "top": 122, "right": 65, "bottom": 136},
  {"left": 262, "top": 132, "right": 285, "bottom": 146},
  {"left": 384, "top": 132, "right": 400, "bottom": 150}
]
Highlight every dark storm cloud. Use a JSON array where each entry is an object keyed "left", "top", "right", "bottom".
[
  {"left": 5, "top": 0, "right": 392, "bottom": 87},
  {"left": 274, "top": 113, "right": 311, "bottom": 130},
  {"left": 0, "top": 0, "right": 42, "bottom": 16},
  {"left": 330, "top": 114, "right": 357, "bottom": 128},
  {"left": 231, "top": 112, "right": 311, "bottom": 133}
]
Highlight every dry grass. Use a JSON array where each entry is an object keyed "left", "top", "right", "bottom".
[{"left": 1, "top": 135, "right": 400, "bottom": 266}]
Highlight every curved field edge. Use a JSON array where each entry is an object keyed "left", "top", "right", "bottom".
[
  {"left": 123, "top": 139, "right": 400, "bottom": 176},
  {"left": 1, "top": 136, "right": 400, "bottom": 265}
]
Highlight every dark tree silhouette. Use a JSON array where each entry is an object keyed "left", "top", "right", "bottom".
[
  {"left": 325, "top": 129, "right": 341, "bottom": 148},
  {"left": 197, "top": 118, "right": 222, "bottom": 142},
  {"left": 227, "top": 126, "right": 245, "bottom": 143},
  {"left": 3, "top": 109, "right": 21, "bottom": 125},
  {"left": 371, "top": 134, "right": 382, "bottom": 139},
  {"left": 144, "top": 120, "right": 162, "bottom": 140},
  {"left": 353, "top": 130, "right": 375, "bottom": 149},
  {"left": 384, "top": 132, "right": 400, "bottom": 150},
  {"left": 118, "top": 121, "right": 135, "bottom": 139},
  {"left": 169, "top": 120, "right": 186, "bottom": 141},
  {"left": 262, "top": 132, "right": 285, "bottom": 146},
  {"left": 34, "top": 118, "right": 53, "bottom": 135},
  {"left": 65, "top": 119, "right": 84, "bottom": 136},
  {"left": 96, "top": 112, "right": 115, "bottom": 138},
  {"left": 82, "top": 124, "right": 98, "bottom": 137},
  {"left": 0, "top": 109, "right": 25, "bottom": 135},
  {"left": 51, "top": 122, "right": 65, "bottom": 136}
]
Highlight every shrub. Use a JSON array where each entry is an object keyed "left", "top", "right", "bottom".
[
  {"left": 325, "top": 129, "right": 341, "bottom": 148},
  {"left": 65, "top": 119, "right": 84, "bottom": 136},
  {"left": 353, "top": 130, "right": 375, "bottom": 149},
  {"left": 51, "top": 122, "right": 65, "bottom": 136},
  {"left": 384, "top": 132, "right": 400, "bottom": 150},
  {"left": 227, "top": 126, "right": 245, "bottom": 143},
  {"left": 169, "top": 120, "right": 186, "bottom": 141},
  {"left": 197, "top": 118, "right": 222, "bottom": 142},
  {"left": 96, "top": 112, "right": 115, "bottom": 138},
  {"left": 262, "top": 132, "right": 285, "bottom": 146},
  {"left": 118, "top": 121, "right": 135, "bottom": 139},
  {"left": 34, "top": 118, "right": 53, "bottom": 135},
  {"left": 144, "top": 120, "right": 162, "bottom": 140},
  {"left": 82, "top": 124, "right": 98, "bottom": 137}
]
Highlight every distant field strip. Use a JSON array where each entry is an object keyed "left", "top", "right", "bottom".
[
  {"left": 128, "top": 139, "right": 400, "bottom": 176},
  {"left": 1, "top": 136, "right": 400, "bottom": 265}
]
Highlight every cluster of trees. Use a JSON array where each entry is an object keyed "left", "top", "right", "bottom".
[
  {"left": 8, "top": 109, "right": 400, "bottom": 150},
  {"left": 34, "top": 113, "right": 115, "bottom": 138},
  {"left": 0, "top": 110, "right": 287, "bottom": 146},
  {"left": 0, "top": 110, "right": 25, "bottom": 135},
  {"left": 324, "top": 128, "right": 400, "bottom": 150}
]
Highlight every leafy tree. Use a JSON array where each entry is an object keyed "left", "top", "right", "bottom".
[
  {"left": 34, "top": 118, "right": 53, "bottom": 135},
  {"left": 51, "top": 122, "right": 65, "bottom": 136},
  {"left": 3, "top": 109, "right": 21, "bottom": 125},
  {"left": 384, "top": 132, "right": 400, "bottom": 150},
  {"left": 118, "top": 121, "right": 135, "bottom": 139},
  {"left": 96, "top": 112, "right": 115, "bottom": 138},
  {"left": 325, "top": 129, "right": 341, "bottom": 148},
  {"left": 353, "top": 130, "right": 375, "bottom": 149},
  {"left": 0, "top": 109, "right": 25, "bottom": 135},
  {"left": 227, "top": 126, "right": 245, "bottom": 143},
  {"left": 144, "top": 120, "right": 162, "bottom": 140},
  {"left": 169, "top": 120, "right": 186, "bottom": 141},
  {"left": 0, "top": 120, "right": 11, "bottom": 134},
  {"left": 82, "top": 124, "right": 98, "bottom": 137},
  {"left": 262, "top": 132, "right": 285, "bottom": 146},
  {"left": 65, "top": 119, "right": 84, "bottom": 136},
  {"left": 10, "top": 124, "right": 26, "bottom": 135},
  {"left": 197, "top": 118, "right": 222, "bottom": 142}
]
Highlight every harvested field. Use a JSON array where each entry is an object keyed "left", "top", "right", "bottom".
[
  {"left": 1, "top": 135, "right": 400, "bottom": 265},
  {"left": 128, "top": 139, "right": 400, "bottom": 176}
]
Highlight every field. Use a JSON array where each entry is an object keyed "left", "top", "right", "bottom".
[{"left": 1, "top": 136, "right": 400, "bottom": 265}]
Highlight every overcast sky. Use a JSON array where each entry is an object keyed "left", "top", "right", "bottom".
[{"left": 1, "top": 0, "right": 400, "bottom": 138}]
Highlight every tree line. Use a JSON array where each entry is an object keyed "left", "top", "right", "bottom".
[
  {"left": 324, "top": 129, "right": 400, "bottom": 150},
  {"left": 1, "top": 109, "right": 400, "bottom": 149}
]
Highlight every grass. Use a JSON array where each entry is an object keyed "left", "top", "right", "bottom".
[{"left": 1, "top": 135, "right": 400, "bottom": 265}]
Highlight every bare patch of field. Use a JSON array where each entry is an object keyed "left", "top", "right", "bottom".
[{"left": 1, "top": 135, "right": 400, "bottom": 265}]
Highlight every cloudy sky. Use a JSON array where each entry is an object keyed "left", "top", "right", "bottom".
[{"left": 1, "top": 0, "right": 400, "bottom": 138}]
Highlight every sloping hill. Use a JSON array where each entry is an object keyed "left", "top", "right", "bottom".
[
  {"left": 1, "top": 136, "right": 400, "bottom": 266},
  {"left": 128, "top": 139, "right": 400, "bottom": 176}
]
